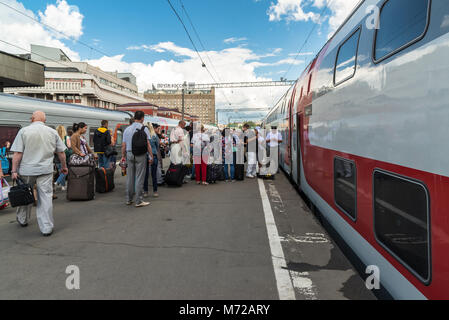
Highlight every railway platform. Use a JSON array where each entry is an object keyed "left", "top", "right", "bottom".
[{"left": 0, "top": 167, "right": 376, "bottom": 300}]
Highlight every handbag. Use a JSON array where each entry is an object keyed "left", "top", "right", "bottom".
[
  {"left": 69, "top": 154, "right": 96, "bottom": 167},
  {"left": 1, "top": 178, "right": 10, "bottom": 205},
  {"left": 0, "top": 147, "right": 9, "bottom": 174},
  {"left": 104, "top": 145, "right": 118, "bottom": 158},
  {"left": 8, "top": 177, "right": 35, "bottom": 208}
]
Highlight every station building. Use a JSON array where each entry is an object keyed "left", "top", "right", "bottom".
[
  {"left": 144, "top": 87, "right": 215, "bottom": 124},
  {"left": 4, "top": 44, "right": 146, "bottom": 110}
]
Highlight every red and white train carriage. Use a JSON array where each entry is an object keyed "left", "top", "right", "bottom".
[{"left": 264, "top": 0, "right": 449, "bottom": 299}]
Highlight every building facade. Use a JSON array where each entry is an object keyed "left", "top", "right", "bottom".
[
  {"left": 117, "top": 103, "right": 198, "bottom": 122},
  {"left": 5, "top": 44, "right": 146, "bottom": 109},
  {"left": 144, "top": 87, "right": 215, "bottom": 124}
]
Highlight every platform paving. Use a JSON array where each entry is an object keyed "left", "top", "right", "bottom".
[{"left": 0, "top": 167, "right": 375, "bottom": 300}]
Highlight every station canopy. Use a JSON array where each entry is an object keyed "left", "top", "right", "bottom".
[{"left": 0, "top": 50, "right": 44, "bottom": 88}]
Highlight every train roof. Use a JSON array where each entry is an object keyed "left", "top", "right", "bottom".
[
  {"left": 144, "top": 115, "right": 179, "bottom": 127},
  {"left": 0, "top": 93, "right": 132, "bottom": 122}
]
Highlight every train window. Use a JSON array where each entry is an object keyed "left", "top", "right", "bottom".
[
  {"left": 374, "top": 0, "right": 430, "bottom": 62},
  {"left": 300, "top": 87, "right": 303, "bottom": 100},
  {"left": 116, "top": 129, "right": 123, "bottom": 146},
  {"left": 89, "top": 128, "right": 98, "bottom": 146},
  {"left": 373, "top": 170, "right": 430, "bottom": 283},
  {"left": 334, "top": 157, "right": 357, "bottom": 221},
  {"left": 334, "top": 28, "right": 361, "bottom": 86}
]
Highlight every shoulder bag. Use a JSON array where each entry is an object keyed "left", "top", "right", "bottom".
[{"left": 8, "top": 177, "right": 35, "bottom": 208}]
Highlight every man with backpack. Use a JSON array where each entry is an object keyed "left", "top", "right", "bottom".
[
  {"left": 93, "top": 120, "right": 112, "bottom": 169},
  {"left": 121, "top": 111, "right": 153, "bottom": 208}
]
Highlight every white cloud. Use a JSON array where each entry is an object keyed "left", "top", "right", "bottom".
[
  {"left": 0, "top": 0, "right": 81, "bottom": 60},
  {"left": 250, "top": 57, "right": 304, "bottom": 68},
  {"left": 441, "top": 15, "right": 449, "bottom": 28},
  {"left": 268, "top": 0, "right": 321, "bottom": 23},
  {"left": 0, "top": 0, "right": 289, "bottom": 115},
  {"left": 38, "top": 0, "right": 84, "bottom": 40},
  {"left": 268, "top": 0, "right": 360, "bottom": 35},
  {"left": 127, "top": 42, "right": 197, "bottom": 58},
  {"left": 223, "top": 37, "right": 248, "bottom": 44},
  {"left": 326, "top": 0, "right": 360, "bottom": 34},
  {"left": 288, "top": 51, "right": 314, "bottom": 56},
  {"left": 88, "top": 44, "right": 288, "bottom": 110}
]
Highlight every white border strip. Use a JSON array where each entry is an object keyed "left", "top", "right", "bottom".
[{"left": 258, "top": 179, "right": 296, "bottom": 300}]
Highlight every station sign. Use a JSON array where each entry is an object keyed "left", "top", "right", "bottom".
[{"left": 156, "top": 83, "right": 196, "bottom": 89}]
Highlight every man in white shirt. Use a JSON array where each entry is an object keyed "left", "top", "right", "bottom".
[
  {"left": 170, "top": 121, "right": 186, "bottom": 144},
  {"left": 170, "top": 121, "right": 186, "bottom": 165},
  {"left": 243, "top": 124, "right": 257, "bottom": 178},
  {"left": 10, "top": 111, "right": 67, "bottom": 236},
  {"left": 266, "top": 126, "right": 283, "bottom": 148},
  {"left": 266, "top": 126, "right": 283, "bottom": 175}
]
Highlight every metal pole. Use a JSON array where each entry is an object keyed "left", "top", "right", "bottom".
[
  {"left": 182, "top": 88, "right": 185, "bottom": 122},
  {"left": 182, "top": 81, "right": 186, "bottom": 122}
]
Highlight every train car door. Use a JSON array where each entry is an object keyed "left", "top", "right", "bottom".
[
  {"left": 291, "top": 113, "right": 301, "bottom": 187},
  {"left": 296, "top": 113, "right": 301, "bottom": 188},
  {"left": 114, "top": 124, "right": 128, "bottom": 157},
  {"left": 291, "top": 113, "right": 298, "bottom": 185}
]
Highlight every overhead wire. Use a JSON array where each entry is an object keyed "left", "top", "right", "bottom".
[
  {"left": 166, "top": 0, "right": 212, "bottom": 76},
  {"left": 282, "top": 0, "right": 334, "bottom": 79},
  {"left": 179, "top": 0, "right": 222, "bottom": 83},
  {"left": 0, "top": 39, "right": 82, "bottom": 69},
  {"left": 267, "top": 0, "right": 334, "bottom": 113},
  {"left": 167, "top": 0, "right": 235, "bottom": 124},
  {"left": 0, "top": 0, "right": 112, "bottom": 59},
  {"left": 177, "top": 0, "right": 233, "bottom": 110}
]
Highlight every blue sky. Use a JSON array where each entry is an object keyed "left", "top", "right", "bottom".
[
  {"left": 18, "top": 0, "right": 333, "bottom": 78},
  {"left": 0, "top": 0, "right": 359, "bottom": 122}
]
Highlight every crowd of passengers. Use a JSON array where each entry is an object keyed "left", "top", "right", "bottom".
[{"left": 0, "top": 110, "right": 282, "bottom": 236}]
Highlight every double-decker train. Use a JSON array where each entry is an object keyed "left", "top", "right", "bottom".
[{"left": 263, "top": 0, "right": 449, "bottom": 299}]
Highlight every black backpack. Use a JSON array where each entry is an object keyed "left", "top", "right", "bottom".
[{"left": 132, "top": 127, "right": 148, "bottom": 156}]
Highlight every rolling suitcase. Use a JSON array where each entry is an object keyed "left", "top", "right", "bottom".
[
  {"left": 67, "top": 166, "right": 95, "bottom": 201},
  {"left": 96, "top": 167, "right": 115, "bottom": 193},
  {"left": 157, "top": 165, "right": 165, "bottom": 186},
  {"left": 206, "top": 165, "right": 218, "bottom": 184},
  {"left": 213, "top": 164, "right": 221, "bottom": 183},
  {"left": 165, "top": 164, "right": 184, "bottom": 187},
  {"left": 217, "top": 164, "right": 225, "bottom": 181},
  {"left": 235, "top": 164, "right": 245, "bottom": 181}
]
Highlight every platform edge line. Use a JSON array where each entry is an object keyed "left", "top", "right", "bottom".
[{"left": 258, "top": 178, "right": 296, "bottom": 300}]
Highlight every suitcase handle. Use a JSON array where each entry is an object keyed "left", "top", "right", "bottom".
[
  {"left": 69, "top": 167, "right": 93, "bottom": 178},
  {"left": 12, "top": 176, "right": 25, "bottom": 187}
]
